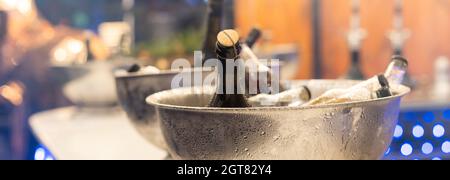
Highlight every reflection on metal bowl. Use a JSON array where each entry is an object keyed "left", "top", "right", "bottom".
[
  {"left": 115, "top": 68, "right": 213, "bottom": 150},
  {"left": 146, "top": 80, "right": 410, "bottom": 160}
]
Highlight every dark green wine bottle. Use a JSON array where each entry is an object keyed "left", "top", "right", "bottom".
[{"left": 209, "top": 30, "right": 251, "bottom": 108}]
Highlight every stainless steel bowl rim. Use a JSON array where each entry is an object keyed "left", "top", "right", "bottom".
[
  {"left": 114, "top": 67, "right": 211, "bottom": 79},
  {"left": 146, "top": 81, "right": 411, "bottom": 112}
]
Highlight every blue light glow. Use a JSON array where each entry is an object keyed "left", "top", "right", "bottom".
[
  {"left": 421, "top": 143, "right": 433, "bottom": 155},
  {"left": 34, "top": 148, "right": 46, "bottom": 160},
  {"left": 403, "top": 112, "right": 416, "bottom": 121},
  {"left": 412, "top": 125, "right": 425, "bottom": 138},
  {"left": 442, "top": 141, "right": 450, "bottom": 153},
  {"left": 394, "top": 125, "right": 403, "bottom": 138},
  {"left": 432, "top": 157, "right": 442, "bottom": 160},
  {"left": 385, "top": 110, "right": 450, "bottom": 160},
  {"left": 401, "top": 143, "right": 413, "bottom": 156},
  {"left": 444, "top": 110, "right": 450, "bottom": 120},
  {"left": 34, "top": 145, "right": 56, "bottom": 161},
  {"left": 385, "top": 148, "right": 391, "bottom": 155},
  {"left": 433, "top": 124, "right": 445, "bottom": 138},
  {"left": 423, "top": 112, "right": 435, "bottom": 123}
]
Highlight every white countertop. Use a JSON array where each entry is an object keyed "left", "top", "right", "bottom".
[{"left": 29, "top": 107, "right": 168, "bottom": 160}]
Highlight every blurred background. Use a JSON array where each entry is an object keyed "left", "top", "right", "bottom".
[{"left": 0, "top": 0, "right": 449, "bottom": 160}]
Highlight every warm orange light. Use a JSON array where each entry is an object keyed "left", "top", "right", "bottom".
[
  {"left": 0, "top": 81, "right": 24, "bottom": 106},
  {"left": 99, "top": 22, "right": 131, "bottom": 55},
  {"left": 17, "top": 0, "right": 32, "bottom": 14},
  {"left": 51, "top": 38, "right": 87, "bottom": 65},
  {"left": 0, "top": 0, "right": 34, "bottom": 15},
  {"left": 68, "top": 39, "right": 84, "bottom": 54},
  {"left": 53, "top": 47, "right": 68, "bottom": 63},
  {"left": 0, "top": 0, "right": 17, "bottom": 11}
]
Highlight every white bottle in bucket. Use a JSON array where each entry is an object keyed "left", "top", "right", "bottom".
[
  {"left": 303, "top": 75, "right": 392, "bottom": 106},
  {"left": 248, "top": 86, "right": 311, "bottom": 107},
  {"left": 303, "top": 56, "right": 408, "bottom": 106},
  {"left": 241, "top": 28, "right": 280, "bottom": 95}
]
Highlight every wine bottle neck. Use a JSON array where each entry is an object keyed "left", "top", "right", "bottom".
[
  {"left": 375, "top": 75, "right": 392, "bottom": 98},
  {"left": 245, "top": 28, "right": 262, "bottom": 48},
  {"left": 215, "top": 42, "right": 244, "bottom": 95},
  {"left": 216, "top": 42, "right": 240, "bottom": 60}
]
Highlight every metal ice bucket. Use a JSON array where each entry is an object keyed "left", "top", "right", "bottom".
[
  {"left": 115, "top": 68, "right": 213, "bottom": 150},
  {"left": 51, "top": 60, "right": 134, "bottom": 107},
  {"left": 146, "top": 80, "right": 410, "bottom": 160}
]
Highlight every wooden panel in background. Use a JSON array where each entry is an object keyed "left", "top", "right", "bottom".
[
  {"left": 321, "top": 0, "right": 395, "bottom": 78},
  {"left": 320, "top": 0, "right": 352, "bottom": 78},
  {"left": 321, "top": 0, "right": 450, "bottom": 79},
  {"left": 403, "top": 0, "right": 450, "bottom": 78},
  {"left": 236, "top": 0, "right": 313, "bottom": 79},
  {"left": 237, "top": 0, "right": 450, "bottom": 80}
]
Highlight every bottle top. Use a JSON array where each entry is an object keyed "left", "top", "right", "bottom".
[
  {"left": 302, "top": 86, "right": 312, "bottom": 101},
  {"left": 217, "top": 29, "right": 239, "bottom": 47},
  {"left": 391, "top": 55, "right": 408, "bottom": 67},
  {"left": 216, "top": 29, "right": 241, "bottom": 60},
  {"left": 376, "top": 75, "right": 392, "bottom": 98},
  {"left": 377, "top": 74, "right": 390, "bottom": 87},
  {"left": 245, "top": 28, "right": 262, "bottom": 48},
  {"left": 127, "top": 64, "right": 141, "bottom": 73}
]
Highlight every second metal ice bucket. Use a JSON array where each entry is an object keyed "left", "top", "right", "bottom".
[
  {"left": 146, "top": 80, "right": 410, "bottom": 160},
  {"left": 115, "top": 68, "right": 212, "bottom": 150}
]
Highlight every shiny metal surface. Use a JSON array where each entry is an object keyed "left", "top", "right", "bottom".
[
  {"left": 147, "top": 80, "right": 410, "bottom": 160},
  {"left": 51, "top": 60, "right": 133, "bottom": 107},
  {"left": 115, "top": 69, "right": 212, "bottom": 150}
]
